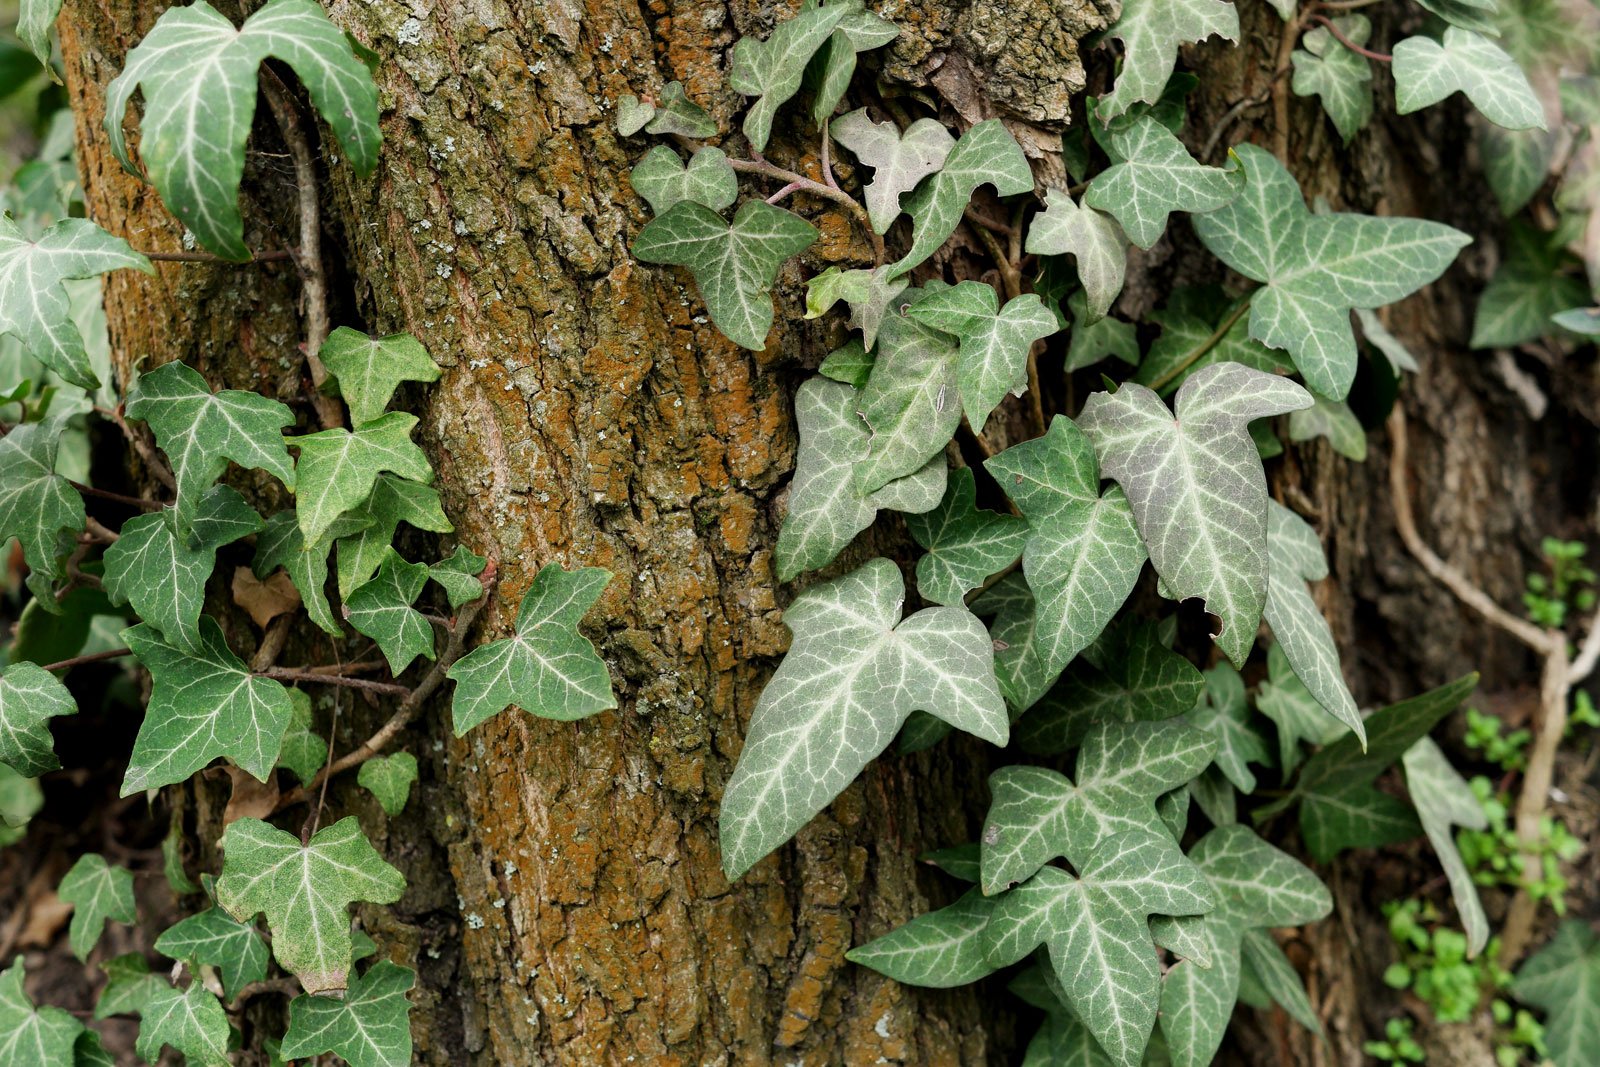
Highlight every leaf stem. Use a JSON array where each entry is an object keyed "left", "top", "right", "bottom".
[
  {"left": 728, "top": 155, "right": 886, "bottom": 264},
  {"left": 1309, "top": 14, "right": 1393, "bottom": 62},
  {"left": 1145, "top": 294, "right": 1257, "bottom": 393},
  {"left": 42, "top": 647, "right": 135, "bottom": 672},
  {"left": 67, "top": 479, "right": 163, "bottom": 512}
]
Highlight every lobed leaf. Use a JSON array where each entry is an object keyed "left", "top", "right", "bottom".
[
  {"left": 1099, "top": 0, "right": 1240, "bottom": 120},
  {"left": 1291, "top": 17, "right": 1375, "bottom": 145},
  {"left": 0, "top": 661, "right": 77, "bottom": 779},
  {"left": 281, "top": 960, "right": 416, "bottom": 1067},
  {"left": 345, "top": 550, "right": 434, "bottom": 674},
  {"left": 1393, "top": 27, "right": 1546, "bottom": 130},
  {"left": 906, "top": 281, "right": 1056, "bottom": 430},
  {"left": 729, "top": 2, "right": 848, "bottom": 151},
  {"left": 320, "top": 328, "right": 441, "bottom": 429},
  {"left": 358, "top": 751, "right": 419, "bottom": 816},
  {"left": 0, "top": 416, "right": 84, "bottom": 603},
  {"left": 629, "top": 146, "right": 739, "bottom": 216},
  {"left": 831, "top": 109, "right": 955, "bottom": 234},
  {"left": 1027, "top": 189, "right": 1127, "bottom": 323},
  {"left": 906, "top": 467, "right": 1028, "bottom": 606},
  {"left": 890, "top": 120, "right": 1032, "bottom": 276},
  {"left": 59, "top": 853, "right": 136, "bottom": 961},
  {"left": 154, "top": 907, "right": 269, "bottom": 1002},
  {"left": 1084, "top": 115, "right": 1242, "bottom": 250},
  {"left": 290, "top": 412, "right": 434, "bottom": 546}
]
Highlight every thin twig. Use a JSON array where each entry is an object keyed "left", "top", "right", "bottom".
[
  {"left": 820, "top": 118, "right": 841, "bottom": 193},
  {"left": 1568, "top": 609, "right": 1600, "bottom": 684},
  {"left": 141, "top": 249, "right": 295, "bottom": 264},
  {"left": 963, "top": 206, "right": 1016, "bottom": 237},
  {"left": 1272, "top": 13, "right": 1305, "bottom": 162},
  {"left": 249, "top": 615, "right": 293, "bottom": 673},
  {"left": 68, "top": 479, "right": 163, "bottom": 512},
  {"left": 260, "top": 668, "right": 411, "bottom": 697},
  {"left": 43, "top": 647, "right": 134, "bottom": 672},
  {"left": 728, "top": 155, "right": 886, "bottom": 264},
  {"left": 84, "top": 516, "right": 120, "bottom": 543},
  {"left": 1309, "top": 14, "right": 1393, "bottom": 62}
]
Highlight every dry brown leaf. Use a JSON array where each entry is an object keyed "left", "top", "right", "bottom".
[
  {"left": 222, "top": 766, "right": 279, "bottom": 825},
  {"left": 232, "top": 566, "right": 301, "bottom": 629}
]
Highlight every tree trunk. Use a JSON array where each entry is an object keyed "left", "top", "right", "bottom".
[{"left": 56, "top": 0, "right": 1600, "bottom": 1064}]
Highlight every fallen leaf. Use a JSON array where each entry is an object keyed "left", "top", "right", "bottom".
[
  {"left": 232, "top": 567, "right": 301, "bottom": 629},
  {"left": 223, "top": 766, "right": 279, "bottom": 826}
]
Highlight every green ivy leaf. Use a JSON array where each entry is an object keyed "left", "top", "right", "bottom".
[
  {"left": 614, "top": 94, "right": 655, "bottom": 136},
  {"left": 94, "top": 954, "right": 166, "bottom": 1019},
  {"left": 720, "top": 558, "right": 1007, "bottom": 878},
  {"left": 1024, "top": 1011, "right": 1115, "bottom": 1067},
  {"left": 775, "top": 376, "right": 945, "bottom": 581},
  {"left": 1240, "top": 927, "right": 1321, "bottom": 1032},
  {"left": 253, "top": 510, "right": 342, "bottom": 636},
  {"left": 1470, "top": 221, "right": 1588, "bottom": 348},
  {"left": 0, "top": 764, "right": 41, "bottom": 840},
  {"left": 121, "top": 618, "right": 294, "bottom": 795},
  {"left": 984, "top": 829, "right": 1216, "bottom": 1067},
  {"left": 0, "top": 216, "right": 150, "bottom": 388},
  {"left": 854, "top": 290, "right": 962, "bottom": 492},
  {"left": 1354, "top": 307, "right": 1418, "bottom": 374},
  {"left": 1413, "top": 0, "right": 1498, "bottom": 34},
  {"left": 846, "top": 889, "right": 998, "bottom": 988},
  {"left": 1255, "top": 643, "right": 1342, "bottom": 776},
  {"left": 276, "top": 689, "right": 325, "bottom": 786},
  {"left": 345, "top": 551, "right": 433, "bottom": 674},
  {"left": 1402, "top": 738, "right": 1490, "bottom": 956},
  {"left": 1291, "top": 17, "right": 1374, "bottom": 145},
  {"left": 971, "top": 573, "right": 1054, "bottom": 713},
  {"left": 1287, "top": 394, "right": 1366, "bottom": 460},
  {"left": 334, "top": 473, "right": 453, "bottom": 599},
  {"left": 1513, "top": 922, "right": 1600, "bottom": 1067},
  {"left": 1187, "top": 664, "right": 1270, "bottom": 794},
  {"left": 831, "top": 109, "right": 955, "bottom": 234},
  {"left": 125, "top": 361, "right": 296, "bottom": 534},
  {"left": 0, "top": 661, "right": 77, "bottom": 778},
  {"left": 1480, "top": 125, "right": 1555, "bottom": 216},
  {"left": 1079, "top": 362, "right": 1312, "bottom": 667},
  {"left": 986, "top": 416, "right": 1146, "bottom": 687},
  {"left": 358, "top": 751, "right": 418, "bottom": 816},
  {"left": 104, "top": 0, "right": 381, "bottom": 260},
  {"left": 59, "top": 853, "right": 136, "bottom": 961},
  {"left": 0, "top": 958, "right": 83, "bottom": 1065},
  {"left": 162, "top": 816, "right": 199, "bottom": 895},
  {"left": 629, "top": 146, "right": 738, "bottom": 216},
  {"left": 640, "top": 82, "right": 717, "bottom": 138},
  {"left": 633, "top": 200, "right": 818, "bottom": 350},
  {"left": 447, "top": 563, "right": 616, "bottom": 734},
  {"left": 136, "top": 982, "right": 229, "bottom": 1067},
  {"left": 429, "top": 546, "right": 487, "bottom": 610},
  {"left": 1066, "top": 291, "right": 1140, "bottom": 372},
  {"left": 1099, "top": 0, "right": 1240, "bottom": 120},
  {"left": 906, "top": 281, "right": 1057, "bottom": 430},
  {"left": 17, "top": 0, "right": 61, "bottom": 67},
  {"left": 891, "top": 120, "right": 1032, "bottom": 276},
  {"left": 818, "top": 338, "right": 874, "bottom": 387},
  {"left": 906, "top": 467, "right": 1028, "bottom": 605},
  {"left": 805, "top": 265, "right": 908, "bottom": 350},
  {"left": 1192, "top": 145, "right": 1470, "bottom": 400},
  {"left": 1027, "top": 190, "right": 1127, "bottom": 323},
  {"left": 729, "top": 2, "right": 847, "bottom": 150},
  {"left": 74, "top": 1029, "right": 115, "bottom": 1067},
  {"left": 319, "top": 328, "right": 441, "bottom": 429},
  {"left": 0, "top": 416, "right": 84, "bottom": 603},
  {"left": 980, "top": 721, "right": 1216, "bottom": 893},
  {"left": 1084, "top": 115, "right": 1242, "bottom": 250},
  {"left": 1393, "top": 27, "right": 1546, "bottom": 130},
  {"left": 808, "top": 3, "right": 898, "bottom": 122},
  {"left": 290, "top": 412, "right": 434, "bottom": 546},
  {"left": 281, "top": 960, "right": 415, "bottom": 1067},
  {"left": 217, "top": 816, "right": 405, "bottom": 995},
  {"left": 154, "top": 907, "right": 269, "bottom": 1002},
  {"left": 1554, "top": 306, "right": 1600, "bottom": 335},
  {"left": 1133, "top": 290, "right": 1288, "bottom": 394}
]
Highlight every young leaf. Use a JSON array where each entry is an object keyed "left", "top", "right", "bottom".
[
  {"left": 831, "top": 110, "right": 955, "bottom": 234},
  {"left": 1393, "top": 27, "right": 1546, "bottom": 130},
  {"left": 983, "top": 829, "right": 1216, "bottom": 1067},
  {"left": 1290, "top": 17, "right": 1374, "bottom": 145},
  {"left": 1354, "top": 307, "right": 1418, "bottom": 374},
  {"left": 1470, "top": 221, "right": 1588, "bottom": 348},
  {"left": 1098, "top": 0, "right": 1240, "bottom": 120},
  {"left": 720, "top": 558, "right": 1007, "bottom": 878},
  {"left": 614, "top": 94, "right": 655, "bottom": 136},
  {"left": 1513, "top": 921, "right": 1600, "bottom": 1067},
  {"left": 59, "top": 853, "right": 136, "bottom": 961},
  {"left": 906, "top": 467, "right": 1028, "bottom": 605},
  {"left": 1264, "top": 500, "right": 1362, "bottom": 740},
  {"left": 1192, "top": 145, "right": 1470, "bottom": 400},
  {"left": 217, "top": 816, "right": 406, "bottom": 995},
  {"left": 281, "top": 960, "right": 415, "bottom": 1067},
  {"left": 358, "top": 751, "right": 418, "bottom": 816},
  {"left": 906, "top": 281, "right": 1057, "bottom": 430},
  {"left": 1480, "top": 125, "right": 1555, "bottom": 217},
  {"left": 819, "top": 338, "right": 874, "bottom": 387},
  {"left": 0, "top": 216, "right": 150, "bottom": 388},
  {"left": 804, "top": 265, "right": 907, "bottom": 350},
  {"left": 429, "top": 545, "right": 488, "bottom": 610},
  {"left": 154, "top": 908, "right": 270, "bottom": 1002},
  {"left": 891, "top": 120, "right": 1033, "bottom": 276},
  {"left": 0, "top": 958, "right": 83, "bottom": 1065},
  {"left": 846, "top": 889, "right": 998, "bottom": 988},
  {"left": 290, "top": 412, "right": 434, "bottom": 546},
  {"left": 1287, "top": 395, "right": 1366, "bottom": 460},
  {"left": 447, "top": 563, "right": 616, "bottom": 734},
  {"left": 980, "top": 720, "right": 1216, "bottom": 893},
  {"left": 633, "top": 200, "right": 818, "bottom": 350},
  {"left": 0, "top": 661, "right": 77, "bottom": 779},
  {"left": 0, "top": 416, "right": 84, "bottom": 603},
  {"left": 1026, "top": 189, "right": 1127, "bottom": 323},
  {"left": 1065, "top": 291, "right": 1140, "bottom": 372},
  {"left": 1187, "top": 664, "right": 1270, "bottom": 794},
  {"left": 1084, "top": 115, "right": 1242, "bottom": 250},
  {"left": 854, "top": 292, "right": 962, "bottom": 492},
  {"left": 775, "top": 376, "right": 945, "bottom": 582},
  {"left": 121, "top": 618, "right": 295, "bottom": 795},
  {"left": 103, "top": 0, "right": 381, "bottom": 260},
  {"left": 1239, "top": 927, "right": 1321, "bottom": 1032},
  {"left": 1402, "top": 738, "right": 1489, "bottom": 956},
  {"left": 94, "top": 954, "right": 167, "bottom": 1019},
  {"left": 629, "top": 146, "right": 739, "bottom": 216},
  {"left": 1255, "top": 643, "right": 1343, "bottom": 775},
  {"left": 808, "top": 4, "right": 898, "bottom": 122},
  {"left": 640, "top": 81, "right": 716, "bottom": 138},
  {"left": 135, "top": 982, "right": 229, "bottom": 1067},
  {"left": 729, "top": 2, "right": 848, "bottom": 151},
  {"left": 276, "top": 689, "right": 326, "bottom": 787},
  {"left": 1078, "top": 362, "right": 1313, "bottom": 667},
  {"left": 334, "top": 473, "right": 454, "bottom": 598},
  {"left": 985, "top": 416, "right": 1146, "bottom": 686},
  {"left": 125, "top": 361, "right": 296, "bottom": 533},
  {"left": 345, "top": 551, "right": 434, "bottom": 674},
  {"left": 319, "top": 328, "right": 441, "bottom": 429},
  {"left": 254, "top": 510, "right": 342, "bottom": 636}
]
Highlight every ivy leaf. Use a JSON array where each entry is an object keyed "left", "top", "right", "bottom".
[
  {"left": 642, "top": 82, "right": 717, "bottom": 138},
  {"left": 154, "top": 907, "right": 269, "bottom": 1002},
  {"left": 17, "top": 0, "right": 61, "bottom": 67},
  {"left": 104, "top": 0, "right": 381, "bottom": 260},
  {"left": 281, "top": 960, "right": 415, "bottom": 1067},
  {"left": 254, "top": 511, "right": 342, "bottom": 636},
  {"left": 1066, "top": 291, "right": 1140, "bottom": 372},
  {"left": 1354, "top": 307, "right": 1418, "bottom": 374},
  {"left": 0, "top": 216, "right": 150, "bottom": 388},
  {"left": 102, "top": 485, "right": 261, "bottom": 652},
  {"left": 1470, "top": 222, "right": 1588, "bottom": 348},
  {"left": 1187, "top": 664, "right": 1270, "bottom": 794},
  {"left": 75, "top": 1029, "right": 115, "bottom": 1067},
  {"left": 1240, "top": 927, "right": 1321, "bottom": 1032},
  {"left": 1291, "top": 17, "right": 1374, "bottom": 145},
  {"left": 720, "top": 558, "right": 1007, "bottom": 878},
  {"left": 1402, "top": 738, "right": 1490, "bottom": 956},
  {"left": 983, "top": 829, "right": 1216, "bottom": 1067},
  {"left": 1413, "top": 0, "right": 1498, "bottom": 34},
  {"left": 614, "top": 94, "right": 655, "bottom": 136},
  {"left": 1255, "top": 643, "right": 1343, "bottom": 776},
  {"left": 1264, "top": 500, "right": 1362, "bottom": 740},
  {"left": 0, "top": 661, "right": 77, "bottom": 778},
  {"left": 1513, "top": 922, "right": 1600, "bottom": 1067},
  {"left": 1099, "top": 0, "right": 1240, "bottom": 120},
  {"left": 0, "top": 958, "right": 83, "bottom": 1065},
  {"left": 1481, "top": 125, "right": 1555, "bottom": 216},
  {"left": 345, "top": 551, "right": 434, "bottom": 675},
  {"left": 1554, "top": 307, "right": 1600, "bottom": 335},
  {"left": 629, "top": 146, "right": 738, "bottom": 216},
  {"left": 447, "top": 563, "right": 616, "bottom": 734},
  {"left": 59, "top": 853, "right": 136, "bottom": 961},
  {"left": 0, "top": 416, "right": 84, "bottom": 603},
  {"left": 1133, "top": 289, "right": 1288, "bottom": 393},
  {"left": 135, "top": 982, "right": 229, "bottom": 1067},
  {"left": 334, "top": 474, "right": 453, "bottom": 599},
  {"left": 1024, "top": 1012, "right": 1115, "bottom": 1067},
  {"left": 1079, "top": 363, "right": 1313, "bottom": 667},
  {"left": 986, "top": 416, "right": 1146, "bottom": 687},
  {"left": 729, "top": 3, "right": 848, "bottom": 151},
  {"left": 1287, "top": 395, "right": 1366, "bottom": 460},
  {"left": 94, "top": 954, "right": 167, "bottom": 1019},
  {"left": 0, "top": 765, "right": 41, "bottom": 843},
  {"left": 319, "top": 328, "right": 441, "bottom": 429},
  {"left": 980, "top": 721, "right": 1216, "bottom": 893},
  {"left": 906, "top": 281, "right": 1057, "bottom": 430},
  {"left": 845, "top": 889, "right": 998, "bottom": 988},
  {"left": 906, "top": 467, "right": 1028, "bottom": 605},
  {"left": 1084, "top": 115, "right": 1242, "bottom": 250},
  {"left": 831, "top": 110, "right": 955, "bottom": 234},
  {"left": 891, "top": 120, "right": 1033, "bottom": 276},
  {"left": 855, "top": 291, "right": 962, "bottom": 492},
  {"left": 217, "top": 816, "right": 406, "bottom": 995},
  {"left": 1393, "top": 28, "right": 1546, "bottom": 130},
  {"left": 429, "top": 546, "right": 488, "bottom": 610},
  {"left": 971, "top": 573, "right": 1055, "bottom": 713},
  {"left": 125, "top": 361, "right": 296, "bottom": 534},
  {"left": 1027, "top": 190, "right": 1127, "bottom": 323},
  {"left": 775, "top": 376, "right": 945, "bottom": 582},
  {"left": 819, "top": 338, "right": 874, "bottom": 387},
  {"left": 808, "top": 3, "right": 898, "bottom": 122},
  {"left": 805, "top": 265, "right": 908, "bottom": 350},
  {"left": 163, "top": 817, "right": 199, "bottom": 895},
  {"left": 358, "top": 752, "right": 418, "bottom": 816},
  {"left": 276, "top": 689, "right": 325, "bottom": 786},
  {"left": 290, "top": 412, "right": 434, "bottom": 546},
  {"left": 1192, "top": 144, "right": 1470, "bottom": 400},
  {"left": 633, "top": 200, "right": 818, "bottom": 350},
  {"left": 121, "top": 618, "right": 295, "bottom": 795}
]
